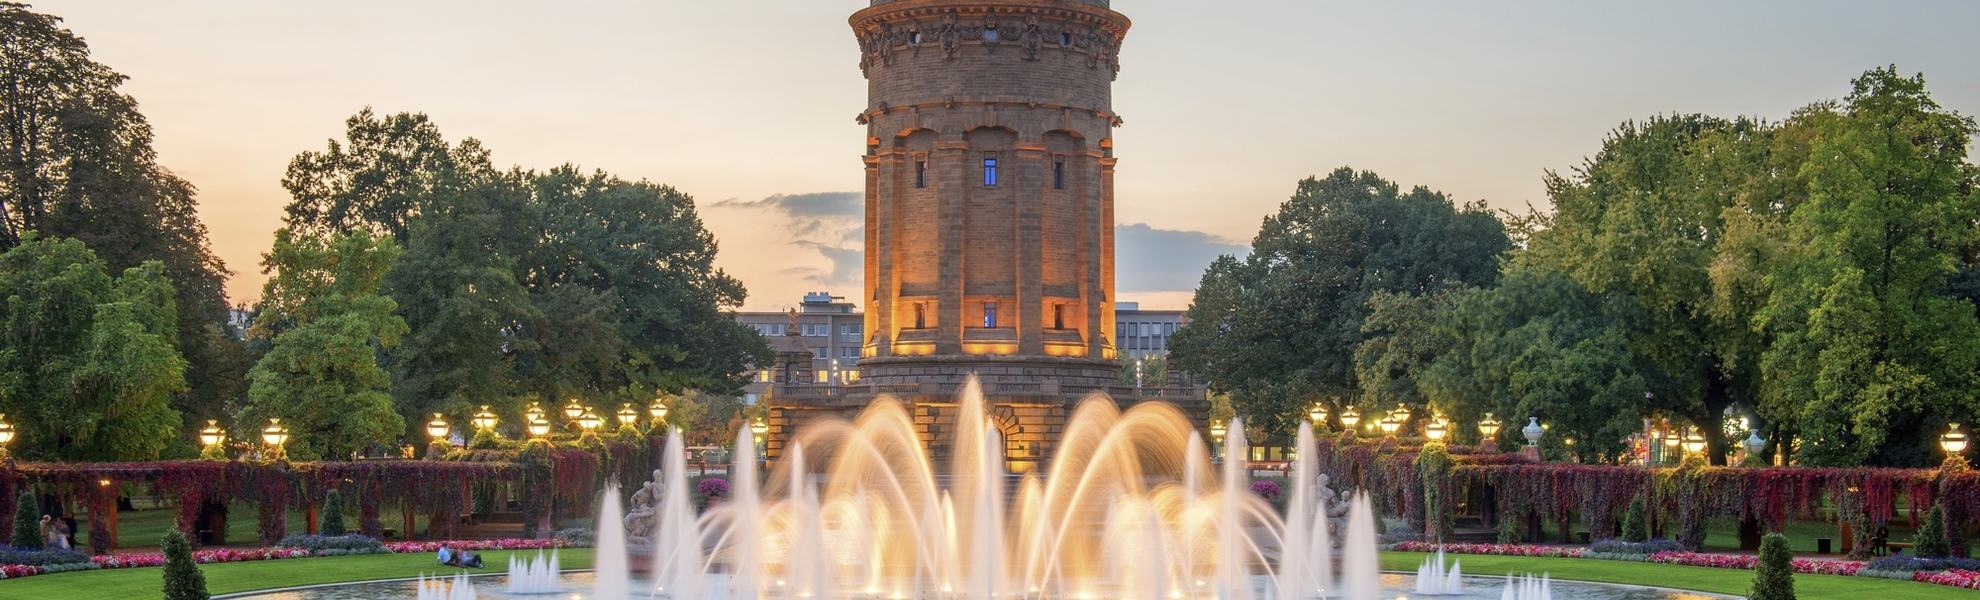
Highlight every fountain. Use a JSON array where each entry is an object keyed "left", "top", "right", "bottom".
[
  {"left": 1413, "top": 550, "right": 1464, "bottom": 595},
  {"left": 243, "top": 377, "right": 1722, "bottom": 600},
  {"left": 506, "top": 550, "right": 562, "bottom": 594},
  {"left": 1502, "top": 573, "right": 1555, "bottom": 600},
  {"left": 415, "top": 572, "right": 478, "bottom": 600}
]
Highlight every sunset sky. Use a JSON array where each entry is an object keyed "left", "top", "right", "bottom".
[{"left": 29, "top": 0, "right": 1980, "bottom": 311}]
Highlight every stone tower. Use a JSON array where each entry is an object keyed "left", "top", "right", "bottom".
[{"left": 765, "top": 0, "right": 1204, "bottom": 472}]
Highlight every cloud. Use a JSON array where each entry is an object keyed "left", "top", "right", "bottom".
[
  {"left": 714, "top": 192, "right": 864, "bottom": 287},
  {"left": 1115, "top": 223, "right": 1249, "bottom": 293}
]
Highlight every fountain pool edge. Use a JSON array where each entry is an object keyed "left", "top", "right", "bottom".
[
  {"left": 210, "top": 570, "right": 600, "bottom": 599},
  {"left": 1376, "top": 571, "right": 1744, "bottom": 599}
]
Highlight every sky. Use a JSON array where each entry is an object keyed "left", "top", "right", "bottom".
[{"left": 28, "top": 0, "right": 1980, "bottom": 311}]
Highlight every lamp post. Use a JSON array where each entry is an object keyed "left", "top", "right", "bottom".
[
  {"left": 199, "top": 420, "right": 224, "bottom": 447},
  {"left": 0, "top": 413, "right": 14, "bottom": 459},
  {"left": 1743, "top": 430, "right": 1766, "bottom": 464},
  {"left": 1378, "top": 416, "right": 1401, "bottom": 437},
  {"left": 1339, "top": 407, "right": 1361, "bottom": 437},
  {"left": 750, "top": 418, "right": 770, "bottom": 466},
  {"left": 616, "top": 404, "right": 639, "bottom": 429},
  {"left": 649, "top": 398, "right": 669, "bottom": 431},
  {"left": 1309, "top": 404, "right": 1328, "bottom": 429},
  {"left": 1944, "top": 424, "right": 1969, "bottom": 468},
  {"left": 472, "top": 406, "right": 497, "bottom": 431},
  {"left": 563, "top": 399, "right": 586, "bottom": 421},
  {"left": 1209, "top": 421, "right": 1227, "bottom": 460},
  {"left": 1682, "top": 428, "right": 1707, "bottom": 455},
  {"left": 1478, "top": 413, "right": 1502, "bottom": 453},
  {"left": 577, "top": 410, "right": 603, "bottom": 434},
  {"left": 1424, "top": 419, "right": 1448, "bottom": 442},
  {"left": 526, "top": 416, "right": 551, "bottom": 438},
  {"left": 525, "top": 402, "right": 546, "bottom": 424},
  {"left": 262, "top": 419, "right": 289, "bottom": 461},
  {"left": 427, "top": 413, "right": 450, "bottom": 441}
]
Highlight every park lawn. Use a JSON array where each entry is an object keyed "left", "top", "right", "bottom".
[
  {"left": 0, "top": 548, "right": 595, "bottom": 599},
  {"left": 1382, "top": 551, "right": 1964, "bottom": 600}
]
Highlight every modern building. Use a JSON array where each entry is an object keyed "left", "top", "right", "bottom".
[
  {"left": 1113, "top": 302, "right": 1184, "bottom": 361},
  {"left": 762, "top": 0, "right": 1207, "bottom": 472},
  {"left": 735, "top": 293, "right": 866, "bottom": 402}
]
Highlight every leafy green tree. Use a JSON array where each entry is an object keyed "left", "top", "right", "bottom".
[
  {"left": 1753, "top": 68, "right": 1980, "bottom": 467},
  {"left": 0, "top": 4, "right": 243, "bottom": 441},
  {"left": 12, "top": 491, "right": 41, "bottom": 549},
  {"left": 320, "top": 490, "right": 347, "bottom": 537},
  {"left": 160, "top": 528, "right": 210, "bottom": 600},
  {"left": 0, "top": 234, "right": 186, "bottom": 460},
  {"left": 1515, "top": 114, "right": 1780, "bottom": 464},
  {"left": 244, "top": 231, "right": 407, "bottom": 460},
  {"left": 1749, "top": 532, "right": 1795, "bottom": 600},
  {"left": 1621, "top": 495, "right": 1649, "bottom": 542},
  {"left": 1171, "top": 168, "right": 1510, "bottom": 437},
  {"left": 1915, "top": 505, "right": 1951, "bottom": 558}
]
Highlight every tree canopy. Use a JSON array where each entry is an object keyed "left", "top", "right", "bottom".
[{"left": 1169, "top": 168, "right": 1511, "bottom": 438}]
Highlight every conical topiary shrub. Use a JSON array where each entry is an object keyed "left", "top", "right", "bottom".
[
  {"left": 1749, "top": 532, "right": 1795, "bottom": 600},
  {"left": 161, "top": 528, "right": 210, "bottom": 600},
  {"left": 1621, "top": 495, "right": 1649, "bottom": 542},
  {"left": 12, "top": 491, "right": 42, "bottom": 549},
  {"left": 1915, "top": 505, "right": 1951, "bottom": 558},
  {"left": 320, "top": 490, "right": 347, "bottom": 537}
]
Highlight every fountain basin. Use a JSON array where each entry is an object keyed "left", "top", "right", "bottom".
[{"left": 218, "top": 572, "right": 1742, "bottom": 600}]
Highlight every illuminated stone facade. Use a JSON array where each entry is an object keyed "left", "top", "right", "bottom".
[{"left": 764, "top": 0, "right": 1206, "bottom": 472}]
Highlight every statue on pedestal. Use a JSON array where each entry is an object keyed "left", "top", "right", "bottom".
[{"left": 622, "top": 469, "right": 664, "bottom": 550}]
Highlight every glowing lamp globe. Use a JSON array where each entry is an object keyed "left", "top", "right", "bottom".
[
  {"left": 0, "top": 414, "right": 16, "bottom": 446},
  {"left": 1378, "top": 417, "right": 1401, "bottom": 435},
  {"left": 1339, "top": 407, "right": 1361, "bottom": 430},
  {"left": 1478, "top": 413, "right": 1502, "bottom": 438},
  {"left": 524, "top": 402, "right": 546, "bottom": 424},
  {"left": 649, "top": 399, "right": 669, "bottom": 421},
  {"left": 262, "top": 419, "right": 289, "bottom": 447},
  {"left": 1682, "top": 429, "right": 1707, "bottom": 454},
  {"left": 526, "top": 417, "right": 551, "bottom": 438},
  {"left": 577, "top": 410, "right": 602, "bottom": 431},
  {"left": 199, "top": 420, "right": 225, "bottom": 447},
  {"left": 1391, "top": 405, "right": 1411, "bottom": 423},
  {"left": 1424, "top": 419, "right": 1448, "bottom": 441},
  {"left": 750, "top": 418, "right": 770, "bottom": 440},
  {"left": 1209, "top": 421, "right": 1226, "bottom": 440},
  {"left": 563, "top": 399, "right": 586, "bottom": 420},
  {"left": 1308, "top": 405, "right": 1327, "bottom": 425},
  {"left": 426, "top": 413, "right": 450, "bottom": 439},
  {"left": 472, "top": 406, "right": 497, "bottom": 430},
  {"left": 1944, "top": 423, "right": 1969, "bottom": 455},
  {"left": 616, "top": 404, "right": 639, "bottom": 426}
]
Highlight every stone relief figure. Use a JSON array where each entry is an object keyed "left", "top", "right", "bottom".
[
  {"left": 1018, "top": 16, "right": 1044, "bottom": 60},
  {"left": 936, "top": 12, "right": 965, "bottom": 59},
  {"left": 622, "top": 469, "right": 664, "bottom": 550},
  {"left": 1315, "top": 473, "right": 1352, "bottom": 551}
]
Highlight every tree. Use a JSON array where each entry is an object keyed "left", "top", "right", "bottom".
[
  {"left": 1170, "top": 168, "right": 1510, "bottom": 438},
  {"left": 243, "top": 231, "right": 407, "bottom": 460},
  {"left": 1515, "top": 114, "right": 1780, "bottom": 464},
  {"left": 1915, "top": 505, "right": 1951, "bottom": 558},
  {"left": 1621, "top": 495, "right": 1649, "bottom": 542},
  {"left": 12, "top": 491, "right": 40, "bottom": 549},
  {"left": 1749, "top": 532, "right": 1795, "bottom": 600},
  {"left": 0, "top": 4, "right": 243, "bottom": 437},
  {"left": 160, "top": 528, "right": 210, "bottom": 600},
  {"left": 1752, "top": 68, "right": 1980, "bottom": 467},
  {"left": 279, "top": 111, "right": 771, "bottom": 436},
  {"left": 0, "top": 233, "right": 186, "bottom": 460},
  {"left": 320, "top": 490, "right": 347, "bottom": 537}
]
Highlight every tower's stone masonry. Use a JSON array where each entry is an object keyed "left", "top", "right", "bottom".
[{"left": 766, "top": 0, "right": 1206, "bottom": 472}]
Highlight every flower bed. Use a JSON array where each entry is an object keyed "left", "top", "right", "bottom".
[
  {"left": 1390, "top": 541, "right": 1585, "bottom": 558},
  {"left": 1644, "top": 551, "right": 1862, "bottom": 576},
  {"left": 0, "top": 538, "right": 577, "bottom": 580},
  {"left": 1915, "top": 569, "right": 1980, "bottom": 590}
]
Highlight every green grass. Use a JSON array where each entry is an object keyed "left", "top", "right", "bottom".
[
  {"left": 1382, "top": 551, "right": 1967, "bottom": 599},
  {"left": 2, "top": 548, "right": 595, "bottom": 599},
  {"left": 87, "top": 499, "right": 469, "bottom": 550}
]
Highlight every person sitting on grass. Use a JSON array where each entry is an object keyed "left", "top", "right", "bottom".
[
  {"left": 437, "top": 544, "right": 457, "bottom": 567},
  {"left": 457, "top": 548, "right": 484, "bottom": 569}
]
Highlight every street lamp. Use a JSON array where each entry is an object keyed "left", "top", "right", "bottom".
[
  {"left": 1478, "top": 413, "right": 1502, "bottom": 438},
  {"left": 472, "top": 406, "right": 497, "bottom": 431},
  {"left": 0, "top": 413, "right": 14, "bottom": 458},
  {"left": 199, "top": 420, "right": 225, "bottom": 447},
  {"left": 1425, "top": 419, "right": 1448, "bottom": 441},
  {"left": 1522, "top": 417, "right": 1543, "bottom": 447},
  {"left": 1743, "top": 430, "right": 1767, "bottom": 457},
  {"left": 1209, "top": 421, "right": 1227, "bottom": 460},
  {"left": 1682, "top": 428, "right": 1707, "bottom": 454},
  {"left": 526, "top": 416, "right": 551, "bottom": 438},
  {"left": 1391, "top": 404, "right": 1412, "bottom": 424},
  {"left": 1339, "top": 407, "right": 1361, "bottom": 431},
  {"left": 649, "top": 398, "right": 669, "bottom": 422},
  {"left": 616, "top": 404, "right": 639, "bottom": 427},
  {"left": 524, "top": 402, "right": 546, "bottom": 424},
  {"left": 1943, "top": 423, "right": 1969, "bottom": 455},
  {"left": 262, "top": 419, "right": 289, "bottom": 459},
  {"left": 1309, "top": 404, "right": 1328, "bottom": 426},
  {"left": 426, "top": 413, "right": 450, "bottom": 440},
  {"left": 577, "top": 410, "right": 603, "bottom": 432},
  {"left": 563, "top": 399, "right": 586, "bottom": 420},
  {"left": 1378, "top": 416, "right": 1401, "bottom": 436}
]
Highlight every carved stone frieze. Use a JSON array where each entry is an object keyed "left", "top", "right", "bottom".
[{"left": 854, "top": 5, "right": 1126, "bottom": 78}]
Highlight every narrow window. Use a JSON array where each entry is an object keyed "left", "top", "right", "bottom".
[
  {"left": 1053, "top": 159, "right": 1065, "bottom": 189},
  {"left": 1053, "top": 304, "right": 1065, "bottom": 330},
  {"left": 914, "top": 303, "right": 926, "bottom": 329},
  {"left": 915, "top": 160, "right": 927, "bottom": 188},
  {"left": 983, "top": 156, "right": 999, "bottom": 186},
  {"left": 984, "top": 302, "right": 998, "bottom": 328}
]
